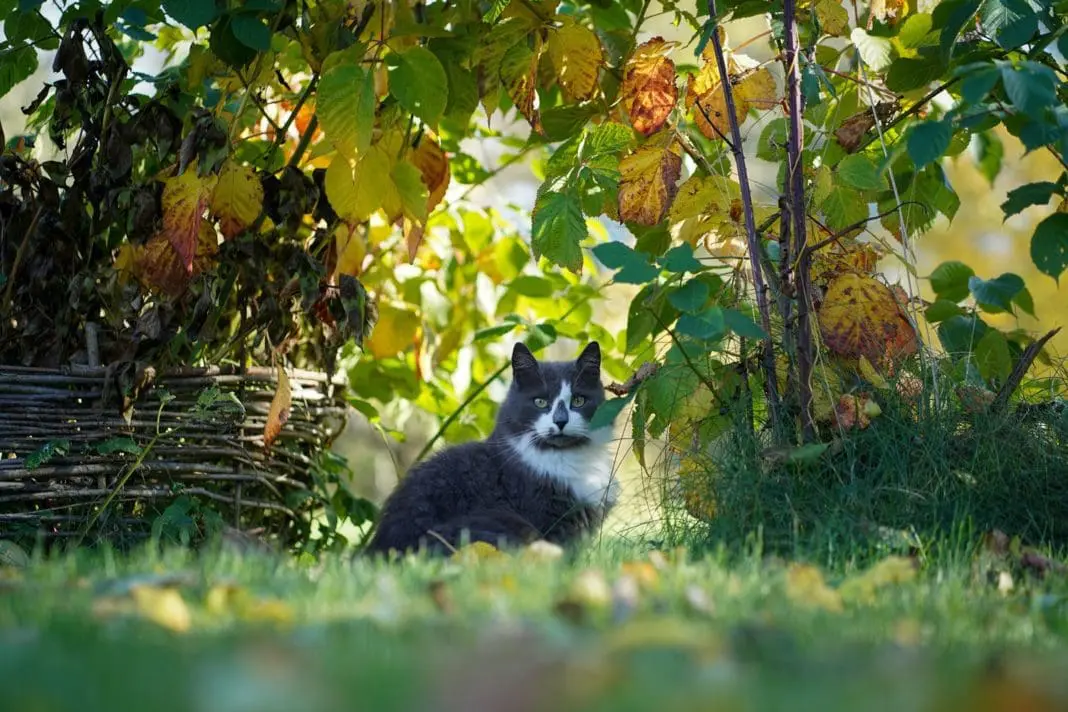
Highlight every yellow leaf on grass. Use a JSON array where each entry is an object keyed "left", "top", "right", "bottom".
[
  {"left": 817, "top": 273, "right": 918, "bottom": 366},
  {"left": 210, "top": 160, "right": 263, "bottom": 239},
  {"left": 785, "top": 563, "right": 843, "bottom": 612},
  {"left": 621, "top": 37, "right": 678, "bottom": 136},
  {"left": 450, "top": 541, "right": 503, "bottom": 563},
  {"left": 617, "top": 142, "right": 682, "bottom": 225},
  {"left": 839, "top": 556, "right": 917, "bottom": 604},
  {"left": 131, "top": 585, "right": 192, "bottom": 633},
  {"left": 264, "top": 366, "right": 292, "bottom": 451},
  {"left": 160, "top": 165, "right": 216, "bottom": 273},
  {"left": 546, "top": 16, "right": 603, "bottom": 102}
]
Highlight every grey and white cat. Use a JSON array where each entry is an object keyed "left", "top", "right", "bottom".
[{"left": 363, "top": 341, "right": 618, "bottom": 556}]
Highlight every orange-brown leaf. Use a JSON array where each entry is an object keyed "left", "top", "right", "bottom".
[
  {"left": 264, "top": 367, "right": 292, "bottom": 451},
  {"left": 134, "top": 223, "right": 218, "bottom": 298},
  {"left": 817, "top": 274, "right": 918, "bottom": 365},
  {"left": 409, "top": 134, "right": 450, "bottom": 214},
  {"left": 160, "top": 167, "right": 215, "bottom": 273},
  {"left": 617, "top": 142, "right": 682, "bottom": 225},
  {"left": 621, "top": 37, "right": 678, "bottom": 136}
]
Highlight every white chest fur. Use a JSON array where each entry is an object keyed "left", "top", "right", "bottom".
[{"left": 506, "top": 431, "right": 619, "bottom": 508}]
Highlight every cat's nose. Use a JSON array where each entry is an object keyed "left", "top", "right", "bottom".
[{"left": 552, "top": 402, "right": 569, "bottom": 431}]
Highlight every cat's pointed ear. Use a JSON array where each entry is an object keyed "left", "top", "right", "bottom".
[
  {"left": 575, "top": 341, "right": 601, "bottom": 382},
  {"left": 511, "top": 342, "right": 541, "bottom": 387}
]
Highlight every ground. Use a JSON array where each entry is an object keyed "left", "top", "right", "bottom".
[{"left": 1, "top": 536, "right": 1067, "bottom": 712}]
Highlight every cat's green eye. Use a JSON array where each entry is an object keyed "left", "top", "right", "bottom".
[
  {"left": 533, "top": 397, "right": 549, "bottom": 408},
  {"left": 571, "top": 395, "right": 586, "bottom": 408}
]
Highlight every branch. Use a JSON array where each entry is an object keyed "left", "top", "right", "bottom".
[
  {"left": 706, "top": 0, "right": 783, "bottom": 431},
  {"left": 803, "top": 202, "right": 931, "bottom": 256},
  {"left": 991, "top": 328, "right": 1062, "bottom": 414},
  {"left": 606, "top": 362, "right": 660, "bottom": 396}
]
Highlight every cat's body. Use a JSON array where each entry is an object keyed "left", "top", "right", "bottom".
[{"left": 364, "top": 342, "right": 618, "bottom": 557}]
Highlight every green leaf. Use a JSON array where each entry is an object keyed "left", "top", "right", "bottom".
[
  {"left": 937, "top": 314, "right": 990, "bottom": 356},
  {"left": 386, "top": 46, "right": 449, "bottom": 126},
  {"left": 163, "top": 0, "right": 217, "bottom": 29},
  {"left": 660, "top": 244, "right": 703, "bottom": 273},
  {"left": 25, "top": 439, "right": 71, "bottom": 470},
  {"left": 318, "top": 57, "right": 375, "bottom": 155},
  {"left": 885, "top": 53, "right": 944, "bottom": 92},
  {"left": 930, "top": 261, "right": 975, "bottom": 302},
  {"left": 975, "top": 329, "right": 1012, "bottom": 382},
  {"left": 975, "top": 131, "right": 1004, "bottom": 185},
  {"left": 851, "top": 27, "right": 892, "bottom": 71},
  {"left": 592, "top": 241, "right": 659, "bottom": 284},
  {"left": 540, "top": 104, "right": 598, "bottom": 141},
  {"left": 392, "top": 160, "right": 429, "bottom": 222},
  {"left": 95, "top": 437, "right": 143, "bottom": 456},
  {"left": 723, "top": 308, "right": 768, "bottom": 340},
  {"left": 935, "top": 0, "right": 981, "bottom": 60},
  {"left": 507, "top": 275, "right": 555, "bottom": 298},
  {"left": 676, "top": 308, "right": 726, "bottom": 341},
  {"left": 483, "top": 0, "right": 512, "bottom": 22},
  {"left": 0, "top": 45, "right": 37, "bottom": 100},
  {"left": 836, "top": 154, "right": 887, "bottom": 191},
  {"left": 668, "top": 279, "right": 710, "bottom": 313},
  {"left": 210, "top": 15, "right": 257, "bottom": 67},
  {"left": 757, "top": 118, "right": 787, "bottom": 161},
  {"left": 474, "top": 322, "right": 521, "bottom": 341},
  {"left": 531, "top": 190, "right": 586, "bottom": 272},
  {"left": 925, "top": 299, "right": 965, "bottom": 323},
  {"left": 4, "top": 12, "right": 51, "bottom": 45},
  {"left": 1013, "top": 287, "right": 1035, "bottom": 317},
  {"left": 968, "top": 273, "right": 1025, "bottom": 313},
  {"left": 958, "top": 64, "right": 1001, "bottom": 104},
  {"left": 1000, "top": 62, "right": 1058, "bottom": 116},
  {"left": 590, "top": 391, "right": 636, "bottom": 430},
  {"left": 1001, "top": 181, "right": 1059, "bottom": 218},
  {"left": 1031, "top": 213, "right": 1068, "bottom": 281},
  {"left": 586, "top": 122, "right": 634, "bottom": 157},
  {"left": 897, "top": 13, "right": 934, "bottom": 48},
  {"left": 787, "top": 442, "right": 830, "bottom": 465},
  {"left": 907, "top": 120, "right": 952, "bottom": 169},
  {"left": 980, "top": 0, "right": 1037, "bottom": 49},
  {"left": 633, "top": 224, "right": 672, "bottom": 258},
  {"left": 823, "top": 186, "right": 868, "bottom": 231},
  {"left": 230, "top": 13, "right": 272, "bottom": 51}
]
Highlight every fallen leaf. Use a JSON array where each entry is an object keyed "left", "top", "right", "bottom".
[
  {"left": 839, "top": 556, "right": 918, "bottom": 603},
  {"left": 264, "top": 366, "right": 292, "bottom": 451},
  {"left": 130, "top": 585, "right": 192, "bottom": 633},
  {"left": 784, "top": 563, "right": 843, "bottom": 612},
  {"left": 523, "top": 540, "right": 565, "bottom": 561},
  {"left": 450, "top": 541, "right": 503, "bottom": 563}
]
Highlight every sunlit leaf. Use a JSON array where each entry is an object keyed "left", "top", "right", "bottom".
[
  {"left": 386, "top": 45, "right": 448, "bottom": 126},
  {"left": 210, "top": 160, "right": 262, "bottom": 239},
  {"left": 621, "top": 37, "right": 678, "bottom": 136},
  {"left": 318, "top": 51, "right": 375, "bottom": 154},
  {"left": 532, "top": 189, "right": 585, "bottom": 272},
  {"left": 817, "top": 273, "right": 918, "bottom": 364},
  {"left": 264, "top": 366, "right": 292, "bottom": 451},
  {"left": 500, "top": 38, "right": 543, "bottom": 133},
  {"left": 160, "top": 166, "right": 215, "bottom": 273},
  {"left": 617, "top": 143, "right": 682, "bottom": 226},
  {"left": 546, "top": 16, "right": 602, "bottom": 102}
]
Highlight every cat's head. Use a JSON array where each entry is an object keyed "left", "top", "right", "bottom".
[{"left": 494, "top": 342, "right": 607, "bottom": 450}]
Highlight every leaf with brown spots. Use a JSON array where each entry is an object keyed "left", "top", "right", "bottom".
[
  {"left": 817, "top": 273, "right": 918, "bottom": 365},
  {"left": 264, "top": 366, "right": 292, "bottom": 451},
  {"left": 617, "top": 142, "right": 682, "bottom": 225},
  {"left": 621, "top": 37, "right": 678, "bottom": 136},
  {"left": 134, "top": 222, "right": 218, "bottom": 298}
]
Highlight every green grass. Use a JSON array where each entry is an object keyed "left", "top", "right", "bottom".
[{"left": 2, "top": 537, "right": 1068, "bottom": 712}]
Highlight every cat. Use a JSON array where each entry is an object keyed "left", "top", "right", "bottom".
[{"left": 363, "top": 341, "right": 619, "bottom": 557}]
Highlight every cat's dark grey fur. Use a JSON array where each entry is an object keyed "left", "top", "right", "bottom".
[{"left": 364, "top": 341, "right": 617, "bottom": 557}]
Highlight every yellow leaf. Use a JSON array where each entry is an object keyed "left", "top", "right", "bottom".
[
  {"left": 264, "top": 366, "right": 292, "bottom": 451},
  {"left": 621, "top": 37, "right": 678, "bottom": 136},
  {"left": 324, "top": 148, "right": 390, "bottom": 223},
  {"left": 668, "top": 175, "right": 737, "bottom": 223},
  {"left": 334, "top": 222, "right": 367, "bottom": 276},
  {"left": 546, "top": 16, "right": 603, "bottom": 102},
  {"left": 815, "top": 0, "right": 850, "bottom": 36},
  {"left": 617, "top": 143, "right": 682, "bottom": 225},
  {"left": 568, "top": 570, "right": 611, "bottom": 608},
  {"left": 858, "top": 355, "right": 890, "bottom": 390},
  {"left": 677, "top": 456, "right": 717, "bottom": 522},
  {"left": 817, "top": 273, "right": 918, "bottom": 366},
  {"left": 450, "top": 541, "right": 503, "bottom": 563},
  {"left": 785, "top": 563, "right": 843, "bottom": 613},
  {"left": 870, "top": 0, "right": 910, "bottom": 24},
  {"left": 736, "top": 67, "right": 779, "bottom": 111},
  {"left": 839, "top": 556, "right": 917, "bottom": 604},
  {"left": 366, "top": 303, "right": 420, "bottom": 359},
  {"left": 210, "top": 160, "right": 263, "bottom": 239},
  {"left": 160, "top": 165, "right": 215, "bottom": 273},
  {"left": 114, "top": 243, "right": 139, "bottom": 285},
  {"left": 130, "top": 585, "right": 192, "bottom": 633}
]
